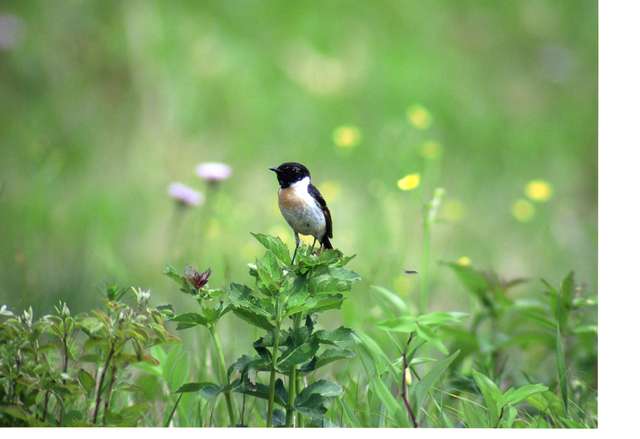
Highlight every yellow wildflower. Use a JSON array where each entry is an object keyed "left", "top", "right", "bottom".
[
  {"left": 525, "top": 180, "right": 553, "bottom": 202},
  {"left": 393, "top": 275, "right": 413, "bottom": 296},
  {"left": 333, "top": 125, "right": 361, "bottom": 149},
  {"left": 442, "top": 199, "right": 466, "bottom": 223},
  {"left": 397, "top": 173, "right": 421, "bottom": 191},
  {"left": 407, "top": 104, "right": 432, "bottom": 130},
  {"left": 457, "top": 256, "right": 472, "bottom": 267},
  {"left": 421, "top": 141, "right": 442, "bottom": 159},
  {"left": 512, "top": 199, "right": 535, "bottom": 222}
]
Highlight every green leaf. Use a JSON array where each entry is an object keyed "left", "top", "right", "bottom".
[
  {"left": 199, "top": 383, "right": 222, "bottom": 402},
  {"left": 308, "top": 294, "right": 344, "bottom": 313},
  {"left": 355, "top": 332, "right": 394, "bottom": 375},
  {"left": 502, "top": 383, "right": 548, "bottom": 406},
  {"left": 444, "top": 262, "right": 491, "bottom": 306},
  {"left": 416, "top": 311, "right": 467, "bottom": 326},
  {"left": 176, "top": 382, "right": 217, "bottom": 393},
  {"left": 295, "top": 380, "right": 342, "bottom": 418},
  {"left": 370, "top": 377, "right": 406, "bottom": 426},
  {"left": 251, "top": 233, "right": 291, "bottom": 266},
  {"left": 371, "top": 285, "right": 409, "bottom": 315},
  {"left": 501, "top": 406, "right": 518, "bottom": 428},
  {"left": 313, "top": 348, "right": 356, "bottom": 369},
  {"left": 256, "top": 250, "right": 284, "bottom": 291},
  {"left": 277, "top": 339, "right": 320, "bottom": 370},
  {"left": 235, "top": 380, "right": 287, "bottom": 407},
  {"left": 327, "top": 266, "right": 361, "bottom": 282},
  {"left": 315, "top": 326, "right": 355, "bottom": 345},
  {"left": 78, "top": 368, "right": 95, "bottom": 395},
  {"left": 232, "top": 308, "right": 275, "bottom": 331},
  {"left": 471, "top": 370, "right": 502, "bottom": 425},
  {"left": 377, "top": 316, "right": 417, "bottom": 333},
  {"left": 285, "top": 290, "right": 318, "bottom": 316},
  {"left": 414, "top": 351, "right": 460, "bottom": 415},
  {"left": 527, "top": 390, "right": 565, "bottom": 416},
  {"left": 555, "top": 324, "right": 569, "bottom": 413},
  {"left": 170, "top": 312, "right": 209, "bottom": 330}
]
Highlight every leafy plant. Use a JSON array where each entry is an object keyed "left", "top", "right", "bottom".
[
  {"left": 0, "top": 287, "right": 176, "bottom": 426},
  {"left": 166, "top": 233, "right": 360, "bottom": 427}
]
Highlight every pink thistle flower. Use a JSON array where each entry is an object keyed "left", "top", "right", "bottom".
[
  {"left": 168, "top": 182, "right": 204, "bottom": 207},
  {"left": 195, "top": 162, "right": 232, "bottom": 183}
]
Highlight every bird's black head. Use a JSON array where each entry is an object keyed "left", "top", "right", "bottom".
[{"left": 269, "top": 162, "right": 310, "bottom": 188}]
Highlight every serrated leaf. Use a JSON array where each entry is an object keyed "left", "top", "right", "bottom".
[
  {"left": 277, "top": 339, "right": 320, "bottom": 370},
  {"left": 295, "top": 380, "right": 342, "bottom": 418},
  {"left": 251, "top": 233, "right": 291, "bottom": 266}
]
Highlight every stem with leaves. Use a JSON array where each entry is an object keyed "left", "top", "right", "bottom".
[
  {"left": 102, "top": 364, "right": 117, "bottom": 425},
  {"left": 285, "top": 314, "right": 302, "bottom": 427},
  {"left": 266, "top": 296, "right": 282, "bottom": 427},
  {"left": 401, "top": 333, "right": 418, "bottom": 428},
  {"left": 92, "top": 343, "right": 115, "bottom": 424}
]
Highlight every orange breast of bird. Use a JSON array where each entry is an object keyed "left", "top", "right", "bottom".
[{"left": 278, "top": 187, "right": 306, "bottom": 211}]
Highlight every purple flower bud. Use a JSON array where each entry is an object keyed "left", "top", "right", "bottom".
[
  {"left": 168, "top": 182, "right": 204, "bottom": 207},
  {"left": 196, "top": 162, "right": 232, "bottom": 183},
  {"left": 185, "top": 266, "right": 211, "bottom": 289}
]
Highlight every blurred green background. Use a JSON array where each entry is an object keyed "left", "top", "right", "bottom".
[{"left": 0, "top": 0, "right": 596, "bottom": 324}]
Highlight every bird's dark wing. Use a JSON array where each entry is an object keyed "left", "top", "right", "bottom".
[{"left": 308, "top": 183, "right": 333, "bottom": 238}]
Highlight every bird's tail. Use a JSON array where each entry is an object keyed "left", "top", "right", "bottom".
[{"left": 321, "top": 235, "right": 333, "bottom": 249}]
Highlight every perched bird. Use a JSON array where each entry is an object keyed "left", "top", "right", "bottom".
[{"left": 269, "top": 162, "right": 333, "bottom": 263}]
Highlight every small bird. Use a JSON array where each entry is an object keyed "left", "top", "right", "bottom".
[{"left": 269, "top": 162, "right": 333, "bottom": 263}]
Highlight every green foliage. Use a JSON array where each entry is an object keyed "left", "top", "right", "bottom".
[
  {"left": 0, "top": 234, "right": 597, "bottom": 428},
  {"left": 225, "top": 233, "right": 360, "bottom": 426},
  {"left": 0, "top": 289, "right": 176, "bottom": 426}
]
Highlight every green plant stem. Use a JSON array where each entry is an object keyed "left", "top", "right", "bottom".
[
  {"left": 285, "top": 314, "right": 302, "bottom": 427},
  {"left": 419, "top": 188, "right": 444, "bottom": 313},
  {"left": 92, "top": 343, "right": 115, "bottom": 424},
  {"left": 296, "top": 374, "right": 305, "bottom": 427},
  {"left": 164, "top": 393, "right": 183, "bottom": 427},
  {"left": 209, "top": 326, "right": 236, "bottom": 426},
  {"left": 266, "top": 302, "right": 282, "bottom": 427}
]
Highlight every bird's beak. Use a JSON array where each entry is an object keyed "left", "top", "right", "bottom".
[{"left": 269, "top": 167, "right": 279, "bottom": 173}]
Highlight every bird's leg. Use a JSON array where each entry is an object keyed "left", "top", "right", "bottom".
[
  {"left": 310, "top": 238, "right": 317, "bottom": 252},
  {"left": 291, "top": 232, "right": 300, "bottom": 264}
]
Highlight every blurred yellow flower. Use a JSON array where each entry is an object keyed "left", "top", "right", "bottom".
[
  {"left": 393, "top": 275, "right": 413, "bottom": 296},
  {"left": 318, "top": 180, "right": 341, "bottom": 204},
  {"left": 333, "top": 125, "right": 361, "bottom": 149},
  {"left": 407, "top": 104, "right": 432, "bottom": 130},
  {"left": 421, "top": 140, "right": 442, "bottom": 159},
  {"left": 525, "top": 179, "right": 553, "bottom": 202},
  {"left": 301, "top": 235, "right": 315, "bottom": 245},
  {"left": 442, "top": 199, "right": 466, "bottom": 223},
  {"left": 512, "top": 199, "right": 535, "bottom": 222},
  {"left": 397, "top": 173, "right": 421, "bottom": 191},
  {"left": 457, "top": 256, "right": 472, "bottom": 267}
]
